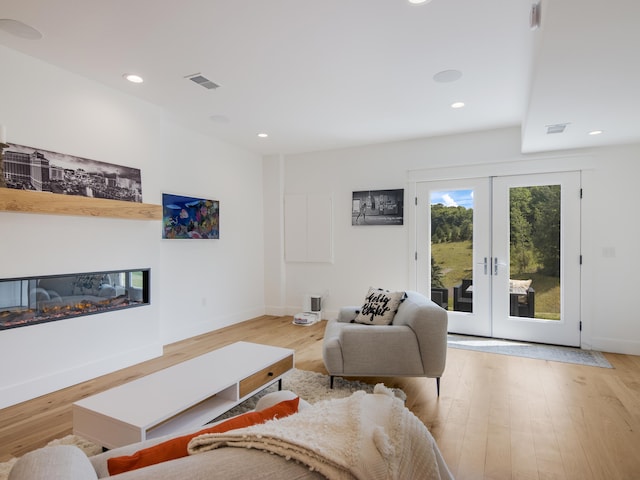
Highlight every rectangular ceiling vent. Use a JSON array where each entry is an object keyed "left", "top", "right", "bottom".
[
  {"left": 185, "top": 73, "right": 220, "bottom": 90},
  {"left": 546, "top": 123, "right": 568, "bottom": 134},
  {"left": 530, "top": 2, "right": 542, "bottom": 30}
]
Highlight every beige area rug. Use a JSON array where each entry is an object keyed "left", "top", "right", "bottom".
[{"left": 0, "top": 368, "right": 404, "bottom": 479}]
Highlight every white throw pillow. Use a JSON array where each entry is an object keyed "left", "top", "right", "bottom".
[
  {"left": 509, "top": 279, "right": 532, "bottom": 295},
  {"left": 354, "top": 287, "right": 406, "bottom": 325}
]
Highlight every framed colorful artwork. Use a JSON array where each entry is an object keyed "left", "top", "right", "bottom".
[{"left": 162, "top": 193, "right": 220, "bottom": 239}]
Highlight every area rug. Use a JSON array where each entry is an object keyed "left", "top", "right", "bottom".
[
  {"left": 212, "top": 367, "right": 405, "bottom": 422},
  {"left": 0, "top": 368, "right": 403, "bottom": 479},
  {"left": 447, "top": 334, "right": 613, "bottom": 368}
]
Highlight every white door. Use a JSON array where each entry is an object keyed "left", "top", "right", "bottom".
[
  {"left": 491, "top": 172, "right": 581, "bottom": 346},
  {"left": 416, "top": 171, "right": 582, "bottom": 346},
  {"left": 416, "top": 178, "right": 492, "bottom": 337}
]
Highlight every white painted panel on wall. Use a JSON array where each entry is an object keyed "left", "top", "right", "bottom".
[
  {"left": 284, "top": 194, "right": 308, "bottom": 262},
  {"left": 307, "top": 194, "right": 333, "bottom": 263},
  {"left": 284, "top": 193, "right": 332, "bottom": 263}
]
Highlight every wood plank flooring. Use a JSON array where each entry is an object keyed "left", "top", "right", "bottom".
[{"left": 1, "top": 315, "right": 639, "bottom": 479}]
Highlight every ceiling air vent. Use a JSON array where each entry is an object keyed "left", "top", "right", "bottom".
[
  {"left": 185, "top": 73, "right": 220, "bottom": 90},
  {"left": 530, "top": 2, "right": 542, "bottom": 30},
  {"left": 546, "top": 123, "right": 568, "bottom": 134}
]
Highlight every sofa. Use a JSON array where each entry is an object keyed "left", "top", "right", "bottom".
[
  {"left": 9, "top": 389, "right": 454, "bottom": 480},
  {"left": 9, "top": 391, "right": 322, "bottom": 480},
  {"left": 31, "top": 274, "right": 125, "bottom": 308},
  {"left": 322, "top": 289, "right": 448, "bottom": 395}
]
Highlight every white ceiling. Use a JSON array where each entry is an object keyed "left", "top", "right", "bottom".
[{"left": 1, "top": 0, "right": 638, "bottom": 156}]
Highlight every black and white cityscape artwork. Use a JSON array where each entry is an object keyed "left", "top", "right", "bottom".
[
  {"left": 1, "top": 143, "right": 143, "bottom": 202},
  {"left": 352, "top": 189, "right": 404, "bottom": 226}
]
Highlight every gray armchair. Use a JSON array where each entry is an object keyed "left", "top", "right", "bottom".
[{"left": 322, "top": 290, "right": 448, "bottom": 395}]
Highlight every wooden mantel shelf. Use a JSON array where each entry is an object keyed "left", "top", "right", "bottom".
[{"left": 0, "top": 188, "right": 162, "bottom": 220}]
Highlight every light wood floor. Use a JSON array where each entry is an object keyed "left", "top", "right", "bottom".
[{"left": 1, "top": 315, "right": 639, "bottom": 479}]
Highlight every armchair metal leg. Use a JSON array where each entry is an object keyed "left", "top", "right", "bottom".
[
  {"left": 330, "top": 375, "right": 334, "bottom": 389},
  {"left": 436, "top": 377, "right": 441, "bottom": 397}
]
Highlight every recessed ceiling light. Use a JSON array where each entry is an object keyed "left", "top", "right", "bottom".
[
  {"left": 588, "top": 130, "right": 603, "bottom": 136},
  {"left": 123, "top": 74, "right": 144, "bottom": 84},
  {"left": 257, "top": 133, "right": 269, "bottom": 138},
  {"left": 0, "top": 19, "right": 43, "bottom": 39},
  {"left": 451, "top": 102, "right": 465, "bottom": 109},
  {"left": 408, "top": 0, "right": 432, "bottom": 4},
  {"left": 433, "top": 69, "right": 463, "bottom": 83}
]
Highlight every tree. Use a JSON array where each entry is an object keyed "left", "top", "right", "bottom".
[
  {"left": 508, "top": 185, "right": 561, "bottom": 276},
  {"left": 510, "top": 187, "right": 534, "bottom": 274},
  {"left": 431, "top": 256, "right": 445, "bottom": 288},
  {"left": 430, "top": 203, "right": 473, "bottom": 243},
  {"left": 531, "top": 185, "right": 561, "bottom": 276}
]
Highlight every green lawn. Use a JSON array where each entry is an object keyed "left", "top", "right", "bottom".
[
  {"left": 431, "top": 240, "right": 473, "bottom": 289},
  {"left": 131, "top": 271, "right": 144, "bottom": 288},
  {"left": 431, "top": 240, "right": 560, "bottom": 319}
]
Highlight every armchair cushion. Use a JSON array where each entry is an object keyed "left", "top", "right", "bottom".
[
  {"left": 509, "top": 279, "right": 532, "bottom": 295},
  {"left": 337, "top": 306, "right": 360, "bottom": 323},
  {"left": 509, "top": 279, "right": 533, "bottom": 305},
  {"left": 354, "top": 287, "right": 406, "bottom": 325}
]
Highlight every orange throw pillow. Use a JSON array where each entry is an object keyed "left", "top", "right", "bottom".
[{"left": 107, "top": 396, "right": 299, "bottom": 475}]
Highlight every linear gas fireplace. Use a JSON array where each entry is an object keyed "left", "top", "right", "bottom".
[{"left": 0, "top": 269, "right": 150, "bottom": 330}]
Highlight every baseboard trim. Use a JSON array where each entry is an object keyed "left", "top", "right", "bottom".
[
  {"left": 0, "top": 343, "right": 162, "bottom": 410},
  {"left": 161, "top": 307, "right": 266, "bottom": 344},
  {"left": 590, "top": 336, "right": 640, "bottom": 356},
  {"left": 264, "top": 305, "right": 287, "bottom": 316}
]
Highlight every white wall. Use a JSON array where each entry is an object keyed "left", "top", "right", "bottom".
[
  {"left": 0, "top": 46, "right": 264, "bottom": 408},
  {"left": 263, "top": 155, "right": 286, "bottom": 316},
  {"left": 269, "top": 128, "right": 640, "bottom": 355},
  {"left": 157, "top": 119, "right": 265, "bottom": 343}
]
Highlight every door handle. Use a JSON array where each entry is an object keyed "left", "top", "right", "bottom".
[
  {"left": 476, "top": 257, "right": 489, "bottom": 275},
  {"left": 494, "top": 257, "right": 507, "bottom": 275}
]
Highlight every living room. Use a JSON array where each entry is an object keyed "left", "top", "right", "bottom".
[{"left": 1, "top": 1, "right": 640, "bottom": 477}]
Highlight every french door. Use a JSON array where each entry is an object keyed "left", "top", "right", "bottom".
[{"left": 416, "top": 172, "right": 581, "bottom": 346}]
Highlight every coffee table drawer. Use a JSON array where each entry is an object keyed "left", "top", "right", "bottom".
[{"left": 239, "top": 354, "right": 293, "bottom": 397}]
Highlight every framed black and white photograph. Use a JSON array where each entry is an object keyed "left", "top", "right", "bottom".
[
  {"left": 352, "top": 189, "right": 404, "bottom": 226},
  {"left": 2, "top": 143, "right": 142, "bottom": 202}
]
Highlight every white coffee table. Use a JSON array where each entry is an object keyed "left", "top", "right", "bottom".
[{"left": 72, "top": 341, "right": 294, "bottom": 449}]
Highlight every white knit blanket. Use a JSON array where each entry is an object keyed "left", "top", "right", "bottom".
[{"left": 188, "top": 385, "right": 452, "bottom": 480}]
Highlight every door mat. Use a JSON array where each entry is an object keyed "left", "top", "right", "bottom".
[{"left": 447, "top": 334, "right": 613, "bottom": 368}]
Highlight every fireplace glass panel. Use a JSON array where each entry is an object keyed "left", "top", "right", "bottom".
[{"left": 0, "top": 269, "right": 150, "bottom": 330}]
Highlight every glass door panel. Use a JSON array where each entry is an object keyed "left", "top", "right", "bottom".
[
  {"left": 508, "top": 185, "right": 560, "bottom": 320},
  {"left": 430, "top": 190, "right": 474, "bottom": 312},
  {"left": 416, "top": 178, "right": 491, "bottom": 337},
  {"left": 492, "top": 172, "right": 581, "bottom": 346}
]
